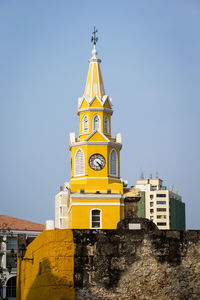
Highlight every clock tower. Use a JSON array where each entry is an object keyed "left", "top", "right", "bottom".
[{"left": 65, "top": 29, "right": 124, "bottom": 229}]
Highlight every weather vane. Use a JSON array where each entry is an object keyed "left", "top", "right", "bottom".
[{"left": 91, "top": 26, "right": 98, "bottom": 45}]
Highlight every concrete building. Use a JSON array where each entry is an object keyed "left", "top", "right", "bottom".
[
  {"left": 136, "top": 177, "right": 185, "bottom": 230},
  {"left": 0, "top": 215, "right": 44, "bottom": 300}
]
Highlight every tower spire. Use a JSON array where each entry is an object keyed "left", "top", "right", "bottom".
[{"left": 84, "top": 27, "right": 105, "bottom": 100}]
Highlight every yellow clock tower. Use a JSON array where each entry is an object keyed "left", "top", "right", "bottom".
[{"left": 57, "top": 29, "right": 124, "bottom": 229}]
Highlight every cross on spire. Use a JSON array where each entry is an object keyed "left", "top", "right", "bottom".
[{"left": 91, "top": 26, "right": 98, "bottom": 45}]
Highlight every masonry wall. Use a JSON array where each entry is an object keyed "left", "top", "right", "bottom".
[{"left": 17, "top": 218, "right": 200, "bottom": 300}]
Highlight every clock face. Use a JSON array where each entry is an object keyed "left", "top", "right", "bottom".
[{"left": 89, "top": 154, "right": 106, "bottom": 171}]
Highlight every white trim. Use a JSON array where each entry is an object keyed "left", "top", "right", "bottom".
[
  {"left": 85, "top": 129, "right": 109, "bottom": 142},
  {"left": 67, "top": 202, "right": 124, "bottom": 215},
  {"left": 96, "top": 61, "right": 101, "bottom": 99},
  {"left": 69, "top": 141, "right": 122, "bottom": 150},
  {"left": 70, "top": 176, "right": 121, "bottom": 181},
  {"left": 90, "top": 208, "right": 102, "bottom": 229},
  {"left": 78, "top": 94, "right": 113, "bottom": 109},
  {"left": 70, "top": 194, "right": 124, "bottom": 199},
  {"left": 90, "top": 62, "right": 94, "bottom": 100},
  {"left": 78, "top": 107, "right": 113, "bottom": 115}
]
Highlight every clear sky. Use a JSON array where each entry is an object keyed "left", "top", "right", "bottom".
[{"left": 0, "top": 0, "right": 200, "bottom": 228}]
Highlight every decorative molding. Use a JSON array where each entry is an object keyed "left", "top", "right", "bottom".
[
  {"left": 69, "top": 140, "right": 122, "bottom": 150},
  {"left": 78, "top": 107, "right": 113, "bottom": 115},
  {"left": 85, "top": 129, "right": 109, "bottom": 142},
  {"left": 66, "top": 201, "right": 124, "bottom": 215},
  {"left": 70, "top": 194, "right": 124, "bottom": 199},
  {"left": 70, "top": 176, "right": 121, "bottom": 181}
]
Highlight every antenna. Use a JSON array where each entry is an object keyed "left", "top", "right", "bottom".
[
  {"left": 156, "top": 171, "right": 159, "bottom": 179},
  {"left": 150, "top": 173, "right": 152, "bottom": 179},
  {"left": 140, "top": 172, "right": 144, "bottom": 179}
]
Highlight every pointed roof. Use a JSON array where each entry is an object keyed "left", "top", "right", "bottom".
[
  {"left": 84, "top": 45, "right": 106, "bottom": 101},
  {"left": 0, "top": 215, "right": 45, "bottom": 231}
]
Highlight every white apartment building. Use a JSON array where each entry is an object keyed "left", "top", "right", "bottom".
[
  {"left": 55, "top": 182, "right": 70, "bottom": 229},
  {"left": 136, "top": 178, "right": 185, "bottom": 230}
]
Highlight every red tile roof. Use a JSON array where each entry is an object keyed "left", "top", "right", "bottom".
[{"left": 0, "top": 215, "right": 45, "bottom": 231}]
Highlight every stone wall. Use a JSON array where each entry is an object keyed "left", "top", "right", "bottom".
[{"left": 17, "top": 218, "right": 200, "bottom": 299}]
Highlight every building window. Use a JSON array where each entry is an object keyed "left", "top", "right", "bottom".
[
  {"left": 157, "top": 222, "right": 167, "bottom": 226},
  {"left": 150, "top": 209, "right": 154, "bottom": 213},
  {"left": 74, "top": 149, "right": 85, "bottom": 176},
  {"left": 93, "top": 114, "right": 100, "bottom": 131},
  {"left": 109, "top": 149, "right": 118, "bottom": 177},
  {"left": 157, "top": 208, "right": 166, "bottom": 212},
  {"left": 82, "top": 115, "right": 89, "bottom": 133},
  {"left": 6, "top": 255, "right": 16, "bottom": 268},
  {"left": 90, "top": 209, "right": 101, "bottom": 229},
  {"left": 157, "top": 215, "right": 167, "bottom": 219},
  {"left": 156, "top": 194, "right": 166, "bottom": 198},
  {"left": 156, "top": 201, "right": 166, "bottom": 205},
  {"left": 150, "top": 202, "right": 154, "bottom": 207},
  {"left": 104, "top": 115, "right": 109, "bottom": 134},
  {"left": 6, "top": 276, "right": 16, "bottom": 298},
  {"left": 7, "top": 237, "right": 17, "bottom": 250},
  {"left": 150, "top": 195, "right": 154, "bottom": 199},
  {"left": 150, "top": 216, "right": 154, "bottom": 220}
]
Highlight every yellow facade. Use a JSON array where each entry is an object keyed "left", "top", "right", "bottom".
[
  {"left": 66, "top": 45, "right": 124, "bottom": 229},
  {"left": 17, "top": 230, "right": 75, "bottom": 300}
]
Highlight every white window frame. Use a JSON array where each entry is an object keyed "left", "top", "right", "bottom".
[
  {"left": 109, "top": 149, "right": 118, "bottom": 177},
  {"left": 82, "top": 115, "right": 89, "bottom": 133},
  {"left": 74, "top": 148, "right": 85, "bottom": 177},
  {"left": 90, "top": 209, "right": 102, "bottom": 229},
  {"left": 104, "top": 115, "right": 109, "bottom": 134},
  {"left": 92, "top": 114, "right": 100, "bottom": 131}
]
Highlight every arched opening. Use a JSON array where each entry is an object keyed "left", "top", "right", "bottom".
[
  {"left": 82, "top": 115, "right": 89, "bottom": 133},
  {"left": 6, "top": 276, "right": 16, "bottom": 298},
  {"left": 92, "top": 114, "right": 100, "bottom": 131},
  {"left": 74, "top": 149, "right": 85, "bottom": 176},
  {"left": 109, "top": 149, "right": 118, "bottom": 177},
  {"left": 104, "top": 115, "right": 109, "bottom": 134}
]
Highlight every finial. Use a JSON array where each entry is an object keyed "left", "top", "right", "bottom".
[
  {"left": 91, "top": 27, "right": 98, "bottom": 58},
  {"left": 91, "top": 26, "right": 98, "bottom": 46}
]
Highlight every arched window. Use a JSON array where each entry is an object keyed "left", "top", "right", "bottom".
[
  {"left": 109, "top": 149, "right": 118, "bottom": 177},
  {"left": 104, "top": 115, "right": 109, "bottom": 134},
  {"left": 90, "top": 209, "right": 102, "bottom": 229},
  {"left": 6, "top": 276, "right": 16, "bottom": 297},
  {"left": 82, "top": 115, "right": 88, "bottom": 133},
  {"left": 92, "top": 114, "right": 100, "bottom": 131},
  {"left": 74, "top": 149, "right": 85, "bottom": 176}
]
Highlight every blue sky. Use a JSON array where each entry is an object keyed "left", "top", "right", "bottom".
[{"left": 0, "top": 0, "right": 200, "bottom": 228}]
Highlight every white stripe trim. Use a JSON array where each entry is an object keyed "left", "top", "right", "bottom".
[
  {"left": 96, "top": 61, "right": 101, "bottom": 98},
  {"left": 67, "top": 202, "right": 124, "bottom": 215},
  {"left": 70, "top": 176, "right": 121, "bottom": 181},
  {"left": 90, "top": 62, "right": 94, "bottom": 100},
  {"left": 78, "top": 107, "right": 113, "bottom": 115},
  {"left": 69, "top": 141, "right": 122, "bottom": 150},
  {"left": 70, "top": 194, "right": 124, "bottom": 199}
]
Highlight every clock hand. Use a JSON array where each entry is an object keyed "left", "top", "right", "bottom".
[{"left": 97, "top": 161, "right": 102, "bottom": 169}]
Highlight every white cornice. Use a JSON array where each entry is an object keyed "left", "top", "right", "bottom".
[
  {"left": 77, "top": 107, "right": 113, "bottom": 115},
  {"left": 70, "top": 194, "right": 124, "bottom": 199},
  {"left": 69, "top": 140, "right": 122, "bottom": 150},
  {"left": 70, "top": 176, "right": 121, "bottom": 181}
]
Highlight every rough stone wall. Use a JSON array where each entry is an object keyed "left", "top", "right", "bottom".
[
  {"left": 73, "top": 218, "right": 200, "bottom": 300},
  {"left": 17, "top": 218, "right": 200, "bottom": 300}
]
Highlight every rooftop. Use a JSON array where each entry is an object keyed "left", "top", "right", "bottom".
[{"left": 0, "top": 215, "right": 45, "bottom": 231}]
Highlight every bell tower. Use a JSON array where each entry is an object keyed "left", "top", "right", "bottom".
[{"left": 66, "top": 28, "right": 124, "bottom": 229}]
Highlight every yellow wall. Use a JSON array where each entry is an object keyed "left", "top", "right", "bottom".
[
  {"left": 17, "top": 230, "right": 75, "bottom": 300},
  {"left": 67, "top": 201, "right": 124, "bottom": 229}
]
